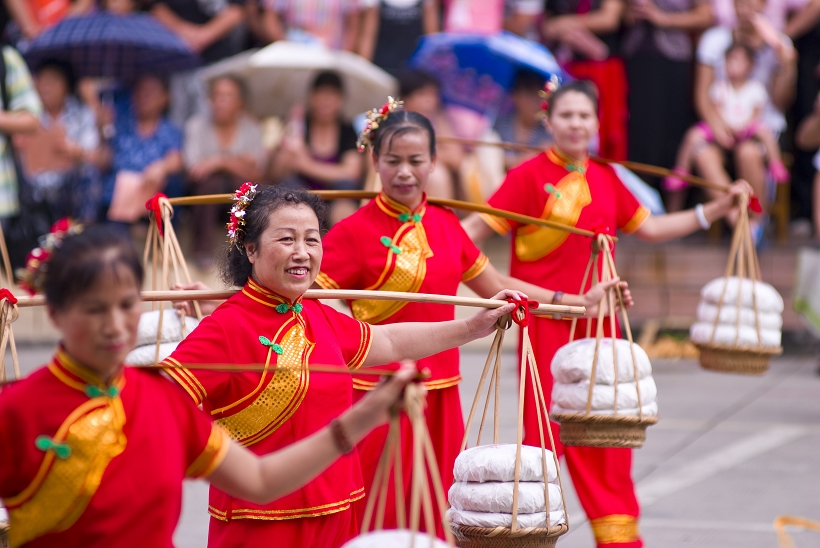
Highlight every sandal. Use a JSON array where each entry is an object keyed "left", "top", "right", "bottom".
[{"left": 768, "top": 159, "right": 789, "bottom": 184}]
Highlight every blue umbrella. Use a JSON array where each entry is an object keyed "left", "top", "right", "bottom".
[
  {"left": 407, "top": 31, "right": 567, "bottom": 122},
  {"left": 21, "top": 13, "right": 201, "bottom": 81}
]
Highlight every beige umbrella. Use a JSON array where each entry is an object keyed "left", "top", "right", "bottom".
[{"left": 201, "top": 41, "right": 398, "bottom": 120}]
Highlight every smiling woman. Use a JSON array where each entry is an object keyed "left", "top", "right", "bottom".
[{"left": 160, "top": 185, "right": 521, "bottom": 548}]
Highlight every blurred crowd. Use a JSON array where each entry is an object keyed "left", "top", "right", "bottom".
[{"left": 1, "top": 0, "right": 820, "bottom": 268}]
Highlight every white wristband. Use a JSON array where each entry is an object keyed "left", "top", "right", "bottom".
[{"left": 695, "top": 203, "right": 710, "bottom": 230}]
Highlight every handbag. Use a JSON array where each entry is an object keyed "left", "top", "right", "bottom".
[{"left": 0, "top": 45, "right": 59, "bottom": 273}]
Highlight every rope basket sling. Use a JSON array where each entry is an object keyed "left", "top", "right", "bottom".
[
  {"left": 143, "top": 197, "right": 203, "bottom": 364},
  {"left": 349, "top": 381, "right": 456, "bottom": 548},
  {"left": 694, "top": 195, "right": 783, "bottom": 375},
  {"left": 550, "top": 234, "right": 657, "bottom": 449},
  {"left": 453, "top": 306, "right": 569, "bottom": 548},
  {"left": 0, "top": 293, "right": 21, "bottom": 547}
]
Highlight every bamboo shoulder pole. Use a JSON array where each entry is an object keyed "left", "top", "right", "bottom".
[
  {"left": 8, "top": 289, "right": 586, "bottom": 318},
  {"left": 436, "top": 136, "right": 731, "bottom": 193},
  {"left": 168, "top": 191, "right": 611, "bottom": 240}
]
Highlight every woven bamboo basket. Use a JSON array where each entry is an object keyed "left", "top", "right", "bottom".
[
  {"left": 696, "top": 343, "right": 782, "bottom": 375},
  {"left": 451, "top": 524, "right": 569, "bottom": 548},
  {"left": 551, "top": 234, "right": 657, "bottom": 449},
  {"left": 455, "top": 309, "right": 569, "bottom": 548},
  {"left": 695, "top": 194, "right": 783, "bottom": 375},
  {"left": 550, "top": 413, "right": 658, "bottom": 449}
]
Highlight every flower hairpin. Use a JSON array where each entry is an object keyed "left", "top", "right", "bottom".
[
  {"left": 227, "top": 182, "right": 258, "bottom": 250},
  {"left": 538, "top": 75, "right": 561, "bottom": 118},
  {"left": 357, "top": 96, "right": 404, "bottom": 152},
  {"left": 17, "top": 218, "right": 83, "bottom": 295}
]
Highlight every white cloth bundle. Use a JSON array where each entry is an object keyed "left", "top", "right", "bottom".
[
  {"left": 135, "top": 310, "right": 200, "bottom": 347},
  {"left": 552, "top": 402, "right": 658, "bottom": 417},
  {"left": 449, "top": 482, "right": 562, "bottom": 514},
  {"left": 453, "top": 445, "right": 558, "bottom": 484},
  {"left": 696, "top": 302, "right": 782, "bottom": 330},
  {"left": 552, "top": 377, "right": 657, "bottom": 411},
  {"left": 125, "top": 342, "right": 180, "bottom": 366},
  {"left": 342, "top": 530, "right": 450, "bottom": 548},
  {"left": 700, "top": 277, "right": 784, "bottom": 313},
  {"left": 689, "top": 322, "right": 781, "bottom": 348},
  {"left": 551, "top": 338, "right": 652, "bottom": 385},
  {"left": 446, "top": 508, "right": 566, "bottom": 529}
]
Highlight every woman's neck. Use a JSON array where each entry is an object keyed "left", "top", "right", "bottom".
[
  {"left": 554, "top": 144, "right": 588, "bottom": 163},
  {"left": 136, "top": 116, "right": 159, "bottom": 137}
]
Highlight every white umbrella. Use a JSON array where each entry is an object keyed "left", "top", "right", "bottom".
[{"left": 201, "top": 41, "right": 398, "bottom": 120}]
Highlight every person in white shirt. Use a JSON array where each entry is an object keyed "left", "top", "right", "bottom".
[{"left": 664, "top": 42, "right": 788, "bottom": 212}]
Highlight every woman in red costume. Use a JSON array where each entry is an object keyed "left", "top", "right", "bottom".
[
  {"left": 0, "top": 224, "right": 422, "bottom": 548},
  {"left": 161, "top": 184, "right": 521, "bottom": 548},
  {"left": 463, "top": 80, "right": 752, "bottom": 548},
  {"left": 316, "top": 101, "right": 628, "bottom": 536}
]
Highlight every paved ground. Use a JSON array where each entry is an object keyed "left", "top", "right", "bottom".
[{"left": 6, "top": 345, "right": 819, "bottom": 547}]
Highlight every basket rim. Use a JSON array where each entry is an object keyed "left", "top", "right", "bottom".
[
  {"left": 550, "top": 412, "right": 658, "bottom": 425},
  {"left": 451, "top": 523, "right": 568, "bottom": 538},
  {"left": 694, "top": 342, "right": 783, "bottom": 356}
]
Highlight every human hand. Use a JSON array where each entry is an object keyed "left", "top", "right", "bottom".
[
  {"left": 177, "top": 24, "right": 211, "bottom": 52},
  {"left": 348, "top": 361, "right": 424, "bottom": 429},
  {"left": 583, "top": 278, "right": 633, "bottom": 317},
  {"left": 189, "top": 158, "right": 223, "bottom": 181},
  {"left": 563, "top": 26, "right": 610, "bottom": 60},
  {"left": 143, "top": 160, "right": 168, "bottom": 190},
  {"left": 751, "top": 14, "right": 783, "bottom": 50},
  {"left": 630, "top": 0, "right": 666, "bottom": 26},
  {"left": 172, "top": 281, "right": 221, "bottom": 317},
  {"left": 711, "top": 121, "right": 736, "bottom": 149},
  {"left": 465, "top": 290, "right": 527, "bottom": 339}
]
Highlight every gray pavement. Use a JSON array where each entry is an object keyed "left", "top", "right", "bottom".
[{"left": 8, "top": 346, "right": 820, "bottom": 547}]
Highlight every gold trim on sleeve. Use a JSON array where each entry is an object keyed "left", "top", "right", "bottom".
[
  {"left": 478, "top": 212, "right": 512, "bottom": 236},
  {"left": 207, "top": 487, "right": 365, "bottom": 522},
  {"left": 162, "top": 357, "right": 207, "bottom": 405},
  {"left": 347, "top": 322, "right": 372, "bottom": 371},
  {"left": 462, "top": 253, "right": 489, "bottom": 282},
  {"left": 315, "top": 272, "right": 340, "bottom": 290},
  {"left": 622, "top": 206, "right": 650, "bottom": 234},
  {"left": 187, "top": 425, "right": 231, "bottom": 478}
]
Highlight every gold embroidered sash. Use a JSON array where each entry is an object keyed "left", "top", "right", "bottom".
[
  {"left": 6, "top": 397, "right": 127, "bottom": 547},
  {"left": 215, "top": 316, "right": 313, "bottom": 447},
  {"left": 352, "top": 222, "right": 434, "bottom": 324}
]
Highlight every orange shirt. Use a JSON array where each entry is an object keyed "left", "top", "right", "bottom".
[
  {"left": 317, "top": 192, "right": 488, "bottom": 390},
  {"left": 0, "top": 350, "right": 227, "bottom": 548},
  {"left": 162, "top": 280, "right": 372, "bottom": 522}
]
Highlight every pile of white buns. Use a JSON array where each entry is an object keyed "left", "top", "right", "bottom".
[
  {"left": 550, "top": 338, "right": 658, "bottom": 417},
  {"left": 125, "top": 310, "right": 200, "bottom": 365},
  {"left": 689, "top": 277, "right": 784, "bottom": 348},
  {"left": 446, "top": 445, "right": 565, "bottom": 529}
]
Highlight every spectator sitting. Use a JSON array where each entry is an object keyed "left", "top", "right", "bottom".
[
  {"left": 102, "top": 74, "right": 182, "bottom": 225},
  {"left": 689, "top": 0, "right": 797, "bottom": 239},
  {"left": 15, "top": 59, "right": 108, "bottom": 223},
  {"left": 356, "top": 0, "right": 440, "bottom": 76},
  {"left": 665, "top": 43, "right": 789, "bottom": 211},
  {"left": 184, "top": 75, "right": 265, "bottom": 267},
  {"left": 399, "top": 70, "right": 464, "bottom": 199},
  {"left": 269, "top": 71, "right": 363, "bottom": 225},
  {"left": 258, "top": 0, "right": 360, "bottom": 50},
  {"left": 492, "top": 70, "right": 552, "bottom": 171}
]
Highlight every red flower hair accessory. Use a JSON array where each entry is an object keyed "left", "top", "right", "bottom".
[
  {"left": 17, "top": 218, "right": 83, "bottom": 295},
  {"left": 357, "top": 96, "right": 404, "bottom": 152},
  {"left": 226, "top": 182, "right": 258, "bottom": 250},
  {"left": 538, "top": 75, "right": 561, "bottom": 118}
]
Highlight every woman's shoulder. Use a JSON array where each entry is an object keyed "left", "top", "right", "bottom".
[{"left": 697, "top": 26, "right": 732, "bottom": 60}]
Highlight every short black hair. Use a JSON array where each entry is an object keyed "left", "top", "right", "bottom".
[
  {"left": 209, "top": 75, "right": 249, "bottom": 104},
  {"left": 512, "top": 70, "right": 546, "bottom": 93},
  {"left": 311, "top": 71, "right": 344, "bottom": 93},
  {"left": 45, "top": 225, "right": 143, "bottom": 311},
  {"left": 35, "top": 58, "right": 77, "bottom": 95},
  {"left": 398, "top": 70, "right": 440, "bottom": 99},
  {"left": 371, "top": 109, "right": 437, "bottom": 158},
  {"left": 725, "top": 42, "right": 755, "bottom": 63},
  {"left": 547, "top": 80, "right": 599, "bottom": 117},
  {"left": 220, "top": 186, "right": 329, "bottom": 287}
]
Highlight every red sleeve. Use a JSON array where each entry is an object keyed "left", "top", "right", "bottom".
[
  {"left": 0, "top": 393, "right": 23, "bottom": 497},
  {"left": 610, "top": 166, "right": 650, "bottom": 234},
  {"left": 483, "top": 164, "right": 538, "bottom": 234},
  {"left": 161, "top": 315, "right": 232, "bottom": 406},
  {"left": 160, "top": 376, "right": 230, "bottom": 478},
  {"left": 318, "top": 303, "right": 373, "bottom": 370},
  {"left": 316, "top": 220, "right": 362, "bottom": 290},
  {"left": 454, "top": 213, "right": 489, "bottom": 282}
]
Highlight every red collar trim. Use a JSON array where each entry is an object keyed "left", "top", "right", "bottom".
[
  {"left": 49, "top": 347, "right": 125, "bottom": 394},
  {"left": 375, "top": 192, "right": 427, "bottom": 220},
  {"left": 244, "top": 278, "right": 304, "bottom": 308}
]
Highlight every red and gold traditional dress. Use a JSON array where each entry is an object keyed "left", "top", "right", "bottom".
[
  {"left": 317, "top": 192, "right": 488, "bottom": 535},
  {"left": 482, "top": 147, "right": 649, "bottom": 548},
  {"left": 0, "top": 349, "right": 228, "bottom": 548},
  {"left": 161, "top": 279, "right": 372, "bottom": 548}
]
